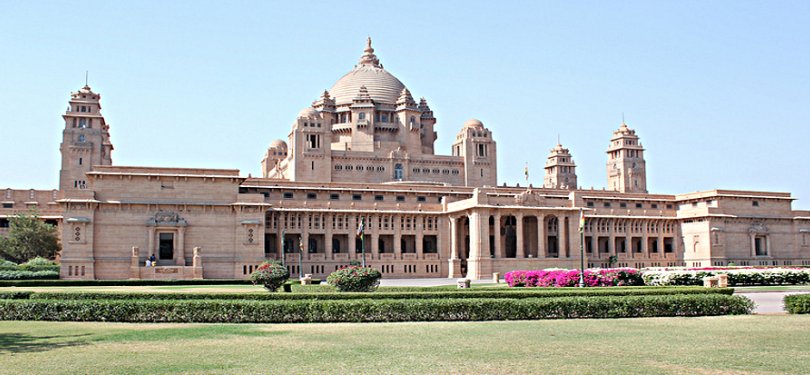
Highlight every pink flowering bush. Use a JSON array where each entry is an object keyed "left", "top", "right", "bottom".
[
  {"left": 327, "top": 266, "right": 382, "bottom": 292},
  {"left": 505, "top": 268, "right": 643, "bottom": 288}
]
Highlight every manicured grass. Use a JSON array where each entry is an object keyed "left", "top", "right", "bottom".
[
  {"left": 1, "top": 315, "right": 808, "bottom": 374},
  {"left": 733, "top": 285, "right": 810, "bottom": 292}
]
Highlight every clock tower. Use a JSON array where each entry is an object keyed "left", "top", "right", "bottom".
[
  {"left": 606, "top": 122, "right": 647, "bottom": 193},
  {"left": 59, "top": 85, "right": 114, "bottom": 192}
]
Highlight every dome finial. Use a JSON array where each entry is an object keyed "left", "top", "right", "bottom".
[{"left": 358, "top": 36, "right": 381, "bottom": 67}]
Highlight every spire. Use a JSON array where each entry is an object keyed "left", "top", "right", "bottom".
[
  {"left": 418, "top": 97, "right": 433, "bottom": 118},
  {"left": 354, "top": 85, "right": 372, "bottom": 101},
  {"left": 396, "top": 88, "right": 417, "bottom": 109},
  {"left": 358, "top": 37, "right": 381, "bottom": 68}
]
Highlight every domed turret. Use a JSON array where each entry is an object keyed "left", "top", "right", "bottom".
[
  {"left": 463, "top": 118, "right": 485, "bottom": 130},
  {"left": 297, "top": 107, "right": 320, "bottom": 119}
]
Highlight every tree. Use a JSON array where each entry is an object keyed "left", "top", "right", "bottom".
[{"left": 0, "top": 211, "right": 61, "bottom": 263}]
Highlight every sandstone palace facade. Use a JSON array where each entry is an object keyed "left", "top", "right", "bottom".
[{"left": 2, "top": 39, "right": 809, "bottom": 280}]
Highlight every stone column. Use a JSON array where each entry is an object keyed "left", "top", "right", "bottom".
[
  {"left": 641, "top": 221, "right": 649, "bottom": 258},
  {"left": 559, "top": 215, "right": 568, "bottom": 258},
  {"left": 348, "top": 215, "right": 357, "bottom": 255},
  {"left": 371, "top": 215, "right": 380, "bottom": 260},
  {"left": 608, "top": 219, "right": 616, "bottom": 258},
  {"left": 750, "top": 233, "right": 756, "bottom": 258},
  {"left": 416, "top": 215, "right": 424, "bottom": 259},
  {"left": 147, "top": 227, "right": 155, "bottom": 259},
  {"left": 516, "top": 213, "right": 525, "bottom": 258},
  {"left": 591, "top": 234, "right": 598, "bottom": 261},
  {"left": 130, "top": 246, "right": 140, "bottom": 279},
  {"left": 537, "top": 214, "right": 546, "bottom": 258},
  {"left": 176, "top": 227, "right": 186, "bottom": 266},
  {"left": 491, "top": 213, "right": 501, "bottom": 259},
  {"left": 394, "top": 215, "right": 402, "bottom": 259},
  {"left": 450, "top": 217, "right": 458, "bottom": 260},
  {"left": 325, "top": 213, "right": 333, "bottom": 258}
]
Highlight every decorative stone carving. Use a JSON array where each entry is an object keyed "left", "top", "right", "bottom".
[
  {"left": 147, "top": 210, "right": 188, "bottom": 227},
  {"left": 748, "top": 223, "right": 768, "bottom": 234},
  {"left": 514, "top": 189, "right": 542, "bottom": 206}
]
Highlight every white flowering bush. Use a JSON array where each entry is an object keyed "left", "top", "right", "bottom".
[{"left": 641, "top": 267, "right": 810, "bottom": 286}]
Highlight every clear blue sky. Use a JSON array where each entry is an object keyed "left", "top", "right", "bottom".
[{"left": 1, "top": 1, "right": 808, "bottom": 208}]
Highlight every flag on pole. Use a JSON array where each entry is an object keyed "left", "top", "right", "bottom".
[
  {"left": 356, "top": 218, "right": 365, "bottom": 240},
  {"left": 578, "top": 209, "right": 585, "bottom": 233},
  {"left": 299, "top": 236, "right": 304, "bottom": 252},
  {"left": 524, "top": 163, "right": 529, "bottom": 182}
]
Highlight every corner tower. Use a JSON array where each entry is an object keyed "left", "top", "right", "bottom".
[
  {"left": 59, "top": 85, "right": 113, "bottom": 192},
  {"left": 452, "top": 119, "right": 497, "bottom": 187},
  {"left": 544, "top": 143, "right": 577, "bottom": 190},
  {"left": 606, "top": 122, "right": 646, "bottom": 193}
]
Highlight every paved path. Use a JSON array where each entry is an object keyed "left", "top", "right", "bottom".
[
  {"left": 380, "top": 278, "right": 809, "bottom": 314},
  {"left": 735, "top": 290, "right": 810, "bottom": 314}
]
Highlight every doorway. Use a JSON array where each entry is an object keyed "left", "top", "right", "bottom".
[{"left": 159, "top": 233, "right": 174, "bottom": 260}]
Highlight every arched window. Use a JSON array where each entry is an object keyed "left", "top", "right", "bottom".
[
  {"left": 358, "top": 112, "right": 366, "bottom": 120},
  {"left": 78, "top": 135, "right": 85, "bottom": 142},
  {"left": 394, "top": 164, "right": 403, "bottom": 180}
]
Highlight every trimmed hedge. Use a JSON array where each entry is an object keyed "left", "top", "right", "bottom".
[
  {"left": 0, "top": 291, "right": 33, "bottom": 299},
  {"left": 25, "top": 287, "right": 734, "bottom": 301},
  {"left": 784, "top": 294, "right": 810, "bottom": 314},
  {"left": 0, "top": 279, "right": 254, "bottom": 287},
  {"left": 0, "top": 294, "right": 753, "bottom": 323},
  {"left": 0, "top": 270, "right": 59, "bottom": 280}
]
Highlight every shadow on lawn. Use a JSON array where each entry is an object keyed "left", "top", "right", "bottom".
[{"left": 0, "top": 333, "right": 91, "bottom": 354}]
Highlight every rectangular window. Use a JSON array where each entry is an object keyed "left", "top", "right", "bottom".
[
  {"left": 752, "top": 201, "right": 759, "bottom": 207},
  {"left": 416, "top": 196, "right": 426, "bottom": 202},
  {"left": 635, "top": 203, "right": 643, "bottom": 208},
  {"left": 282, "top": 192, "right": 294, "bottom": 199},
  {"left": 586, "top": 202, "right": 594, "bottom": 207},
  {"left": 329, "top": 193, "right": 339, "bottom": 200},
  {"left": 374, "top": 195, "right": 384, "bottom": 201},
  {"left": 306, "top": 193, "right": 317, "bottom": 200},
  {"left": 1, "top": 203, "right": 12, "bottom": 209},
  {"left": 352, "top": 194, "right": 362, "bottom": 201},
  {"left": 603, "top": 202, "right": 611, "bottom": 208},
  {"left": 651, "top": 204, "right": 659, "bottom": 209},
  {"left": 665, "top": 204, "right": 672, "bottom": 209},
  {"left": 619, "top": 203, "right": 627, "bottom": 208},
  {"left": 0, "top": 218, "right": 9, "bottom": 228},
  {"left": 396, "top": 196, "right": 406, "bottom": 202}
]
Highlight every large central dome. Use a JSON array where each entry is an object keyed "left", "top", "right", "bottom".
[{"left": 329, "top": 38, "right": 406, "bottom": 106}]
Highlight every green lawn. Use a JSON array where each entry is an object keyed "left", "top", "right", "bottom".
[
  {"left": 0, "top": 283, "right": 506, "bottom": 294},
  {"left": 1, "top": 315, "right": 808, "bottom": 374}
]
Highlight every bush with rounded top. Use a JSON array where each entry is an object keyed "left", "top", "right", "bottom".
[
  {"left": 327, "top": 266, "right": 382, "bottom": 292},
  {"left": 250, "top": 261, "right": 289, "bottom": 292}
]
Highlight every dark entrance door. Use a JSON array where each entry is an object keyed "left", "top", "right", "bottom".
[{"left": 158, "top": 233, "right": 174, "bottom": 260}]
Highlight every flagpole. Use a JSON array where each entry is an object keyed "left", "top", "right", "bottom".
[
  {"left": 298, "top": 236, "right": 303, "bottom": 278},
  {"left": 281, "top": 230, "right": 286, "bottom": 268},
  {"left": 578, "top": 208, "right": 585, "bottom": 288}
]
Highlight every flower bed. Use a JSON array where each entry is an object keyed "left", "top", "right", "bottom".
[
  {"left": 641, "top": 267, "right": 810, "bottom": 286},
  {"left": 505, "top": 268, "right": 643, "bottom": 288}
]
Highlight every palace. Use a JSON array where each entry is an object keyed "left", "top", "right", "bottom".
[{"left": 2, "top": 39, "right": 809, "bottom": 280}]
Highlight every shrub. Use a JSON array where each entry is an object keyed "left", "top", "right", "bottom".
[
  {"left": 505, "top": 268, "right": 643, "bottom": 288},
  {"left": 0, "top": 294, "right": 753, "bottom": 323},
  {"left": 327, "top": 266, "right": 382, "bottom": 292},
  {"left": 250, "top": 261, "right": 290, "bottom": 292},
  {"left": 784, "top": 294, "right": 810, "bottom": 314},
  {"left": 641, "top": 268, "right": 810, "bottom": 286}
]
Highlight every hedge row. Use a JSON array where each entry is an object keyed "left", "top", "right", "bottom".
[
  {"left": 0, "top": 279, "right": 254, "bottom": 287},
  {"left": 0, "top": 270, "right": 59, "bottom": 280},
  {"left": 784, "top": 294, "right": 810, "bottom": 314},
  {"left": 25, "top": 287, "right": 734, "bottom": 301},
  {"left": 0, "top": 291, "right": 34, "bottom": 299},
  {"left": 0, "top": 294, "right": 753, "bottom": 322}
]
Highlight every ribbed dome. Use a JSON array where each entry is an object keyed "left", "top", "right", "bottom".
[
  {"left": 329, "top": 38, "right": 406, "bottom": 106},
  {"left": 330, "top": 65, "right": 405, "bottom": 106},
  {"left": 297, "top": 107, "right": 319, "bottom": 118}
]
